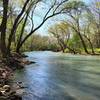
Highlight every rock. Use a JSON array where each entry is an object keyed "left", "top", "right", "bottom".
[
  {"left": 2, "top": 72, "right": 7, "bottom": 79},
  {"left": 0, "top": 91, "right": 3, "bottom": 96},
  {"left": 0, "top": 96, "right": 8, "bottom": 100},
  {"left": 16, "top": 82, "right": 27, "bottom": 89},
  {"left": 21, "top": 59, "right": 35, "bottom": 65},
  {"left": 9, "top": 95, "right": 22, "bottom": 100},
  {"left": 0, "top": 84, "right": 3, "bottom": 87},
  {"left": 28, "top": 61, "right": 36, "bottom": 65},
  {"left": 0, "top": 67, "right": 13, "bottom": 84},
  {"left": 3, "top": 85, "right": 11, "bottom": 92},
  {"left": 16, "top": 89, "right": 24, "bottom": 96},
  {"left": 0, "top": 90, "right": 6, "bottom": 95},
  {"left": 9, "top": 91, "right": 16, "bottom": 96},
  {"left": 12, "top": 53, "right": 22, "bottom": 59},
  {"left": 21, "top": 54, "right": 28, "bottom": 58},
  {"left": 0, "top": 79, "right": 5, "bottom": 85}
]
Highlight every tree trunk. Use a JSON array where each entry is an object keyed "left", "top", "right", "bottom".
[
  {"left": 0, "top": 0, "right": 9, "bottom": 57},
  {"left": 77, "top": 32, "right": 89, "bottom": 54},
  {"left": 83, "top": 34, "right": 95, "bottom": 54},
  {"left": 16, "top": 14, "right": 28, "bottom": 53},
  {"left": 77, "top": 20, "right": 89, "bottom": 54}
]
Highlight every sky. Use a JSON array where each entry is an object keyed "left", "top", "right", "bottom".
[{"left": 32, "top": 0, "right": 96, "bottom": 36}]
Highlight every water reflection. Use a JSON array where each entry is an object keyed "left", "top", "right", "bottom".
[{"left": 15, "top": 51, "right": 100, "bottom": 100}]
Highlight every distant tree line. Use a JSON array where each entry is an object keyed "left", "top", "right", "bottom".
[{"left": 22, "top": 34, "right": 60, "bottom": 52}]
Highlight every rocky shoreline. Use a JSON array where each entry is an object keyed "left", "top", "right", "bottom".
[
  {"left": 0, "top": 66, "right": 23, "bottom": 100},
  {"left": 0, "top": 53, "right": 35, "bottom": 100},
  {"left": 0, "top": 84, "right": 22, "bottom": 100}
]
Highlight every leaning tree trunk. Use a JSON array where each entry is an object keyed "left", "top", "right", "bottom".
[
  {"left": 16, "top": 13, "right": 29, "bottom": 54},
  {"left": 57, "top": 40, "right": 65, "bottom": 53},
  {"left": 77, "top": 32, "right": 89, "bottom": 54},
  {"left": 76, "top": 20, "right": 89, "bottom": 54},
  {"left": 83, "top": 34, "right": 95, "bottom": 55},
  {"left": 0, "top": 0, "right": 9, "bottom": 57},
  {"left": 62, "top": 41, "right": 76, "bottom": 54}
]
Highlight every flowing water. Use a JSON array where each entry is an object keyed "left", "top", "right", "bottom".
[{"left": 14, "top": 51, "right": 100, "bottom": 100}]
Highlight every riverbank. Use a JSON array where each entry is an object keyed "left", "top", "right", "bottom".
[{"left": 0, "top": 53, "right": 35, "bottom": 100}]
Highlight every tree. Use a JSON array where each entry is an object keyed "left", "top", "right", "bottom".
[
  {"left": 68, "top": 32, "right": 82, "bottom": 53},
  {"left": 82, "top": 21, "right": 95, "bottom": 54},
  {"left": 0, "top": 0, "right": 9, "bottom": 57},
  {"left": 49, "top": 22, "right": 76, "bottom": 53},
  {"left": 89, "top": 0, "right": 100, "bottom": 48},
  {"left": 63, "top": 1, "right": 89, "bottom": 54}
]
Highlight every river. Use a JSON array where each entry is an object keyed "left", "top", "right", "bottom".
[{"left": 14, "top": 51, "right": 100, "bottom": 100}]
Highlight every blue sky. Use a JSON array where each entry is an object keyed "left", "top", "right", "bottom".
[{"left": 32, "top": 0, "right": 94, "bottom": 36}]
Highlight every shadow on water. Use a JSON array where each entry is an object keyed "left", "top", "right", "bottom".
[{"left": 14, "top": 51, "right": 100, "bottom": 100}]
